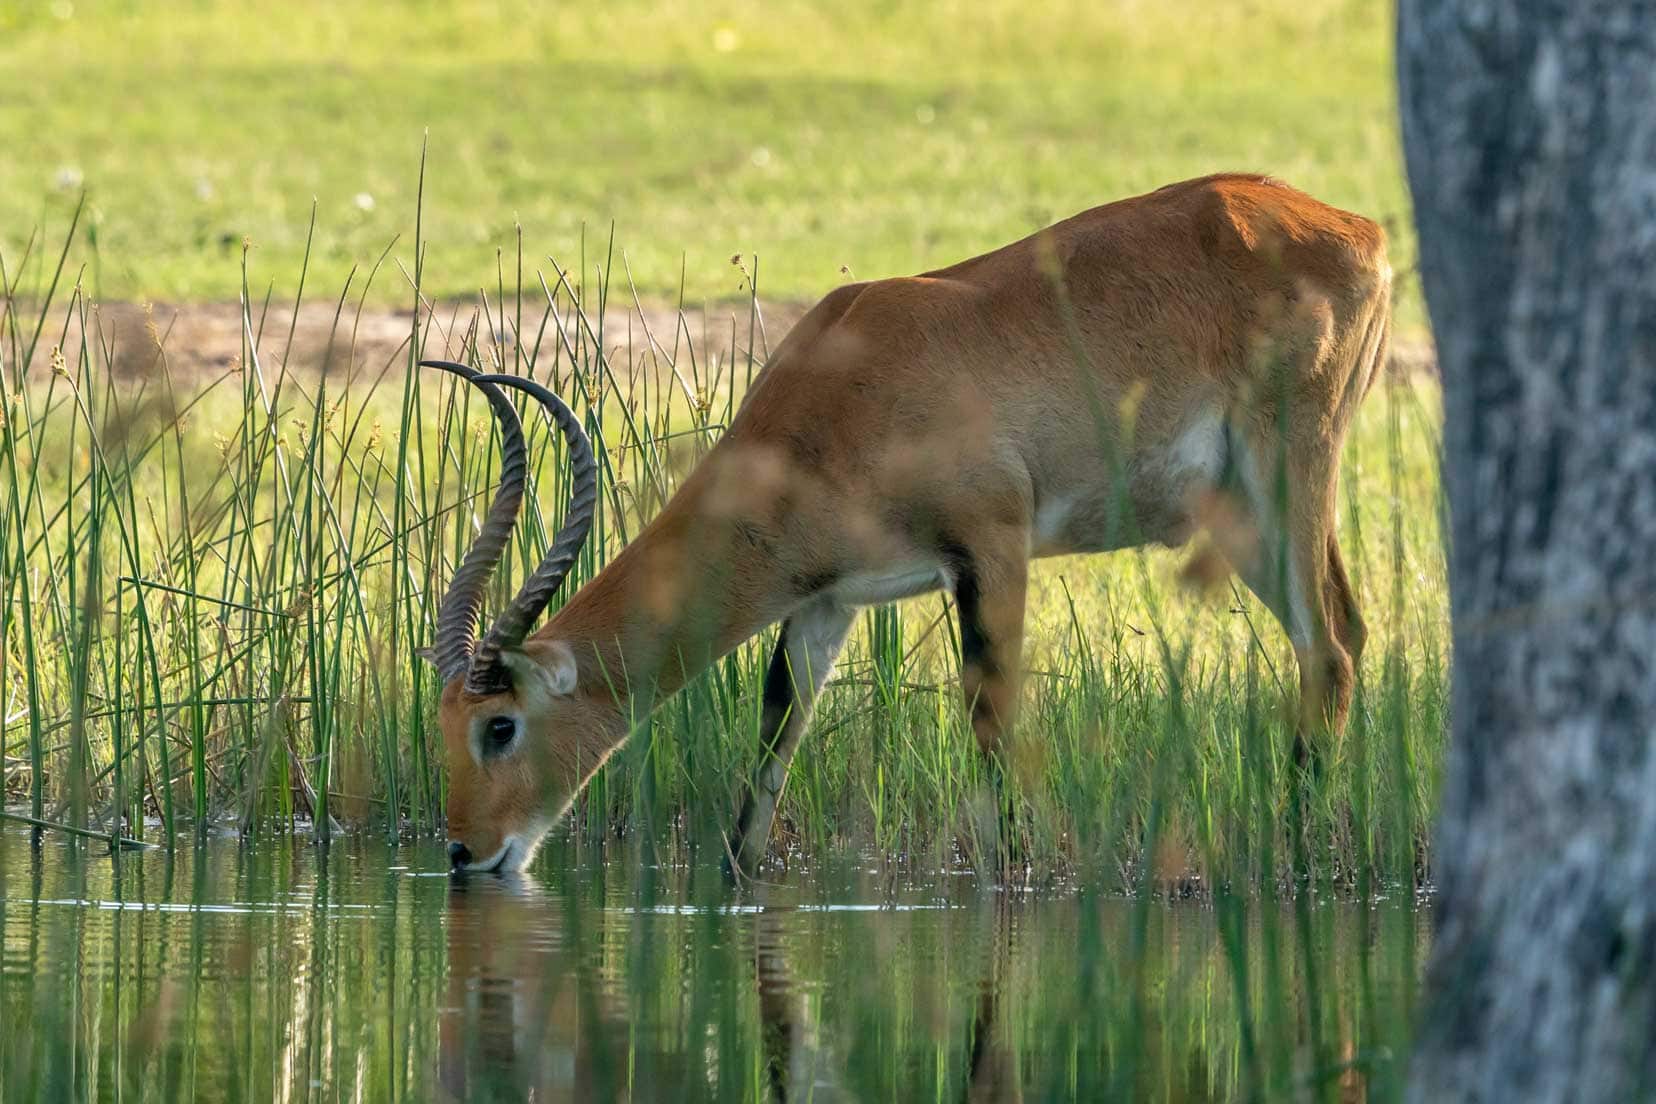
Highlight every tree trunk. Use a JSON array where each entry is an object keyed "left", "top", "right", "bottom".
[{"left": 1398, "top": 3, "right": 1656, "bottom": 1100}]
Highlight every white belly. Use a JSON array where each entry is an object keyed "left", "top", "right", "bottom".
[
  {"left": 826, "top": 561, "right": 951, "bottom": 606},
  {"left": 1033, "top": 407, "right": 1227, "bottom": 555}
]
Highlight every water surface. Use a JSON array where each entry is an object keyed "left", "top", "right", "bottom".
[{"left": 0, "top": 827, "right": 1423, "bottom": 1101}]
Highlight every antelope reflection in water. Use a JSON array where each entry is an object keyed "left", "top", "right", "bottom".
[
  {"left": 440, "top": 875, "right": 1024, "bottom": 1102},
  {"left": 439, "top": 874, "right": 627, "bottom": 1101}
]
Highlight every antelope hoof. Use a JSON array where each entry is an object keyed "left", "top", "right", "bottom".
[{"left": 726, "top": 793, "right": 775, "bottom": 883}]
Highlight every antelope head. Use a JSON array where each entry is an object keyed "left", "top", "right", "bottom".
[{"left": 418, "top": 360, "right": 603, "bottom": 875}]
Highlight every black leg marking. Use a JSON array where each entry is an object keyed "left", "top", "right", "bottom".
[
  {"left": 730, "top": 606, "right": 853, "bottom": 879},
  {"left": 729, "top": 627, "right": 796, "bottom": 880},
  {"left": 943, "top": 540, "right": 1027, "bottom": 874},
  {"left": 946, "top": 544, "right": 1001, "bottom": 730},
  {"left": 758, "top": 623, "right": 797, "bottom": 741}
]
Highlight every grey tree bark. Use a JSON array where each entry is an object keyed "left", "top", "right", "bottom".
[{"left": 1398, "top": 3, "right": 1656, "bottom": 1101}]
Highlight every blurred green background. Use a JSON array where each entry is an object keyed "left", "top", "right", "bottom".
[{"left": 0, "top": 0, "right": 1409, "bottom": 317}]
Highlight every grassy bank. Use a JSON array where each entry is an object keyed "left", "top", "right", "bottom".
[
  {"left": 0, "top": 191, "right": 1448, "bottom": 891},
  {"left": 0, "top": 0, "right": 1414, "bottom": 324}
]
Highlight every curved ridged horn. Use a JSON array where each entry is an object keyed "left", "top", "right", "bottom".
[
  {"left": 464, "top": 372, "right": 599, "bottom": 694},
  {"left": 418, "top": 360, "right": 530, "bottom": 683}
]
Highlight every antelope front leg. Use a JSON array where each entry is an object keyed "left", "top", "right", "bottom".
[
  {"left": 949, "top": 534, "right": 1029, "bottom": 870},
  {"left": 729, "top": 600, "right": 854, "bottom": 879},
  {"left": 950, "top": 536, "right": 1029, "bottom": 762}
]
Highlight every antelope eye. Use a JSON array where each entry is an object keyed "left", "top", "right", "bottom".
[{"left": 483, "top": 715, "right": 517, "bottom": 754}]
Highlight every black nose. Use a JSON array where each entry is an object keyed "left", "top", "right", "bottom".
[{"left": 448, "top": 841, "right": 472, "bottom": 869}]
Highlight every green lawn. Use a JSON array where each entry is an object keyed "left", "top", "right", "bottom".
[{"left": 0, "top": 0, "right": 1412, "bottom": 320}]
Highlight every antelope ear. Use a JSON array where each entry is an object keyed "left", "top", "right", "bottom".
[{"left": 500, "top": 640, "right": 579, "bottom": 704}]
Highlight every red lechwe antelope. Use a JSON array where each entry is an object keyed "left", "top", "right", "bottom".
[{"left": 422, "top": 174, "right": 1391, "bottom": 876}]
